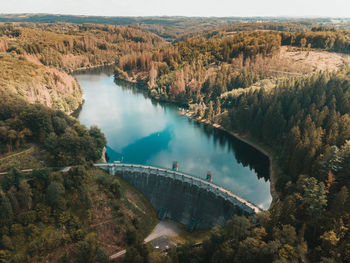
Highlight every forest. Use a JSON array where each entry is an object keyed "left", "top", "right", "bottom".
[
  {"left": 114, "top": 29, "right": 350, "bottom": 107},
  {"left": 0, "top": 92, "right": 161, "bottom": 262},
  {"left": 281, "top": 30, "right": 350, "bottom": 54},
  {"left": 115, "top": 31, "right": 282, "bottom": 103},
  {"left": 162, "top": 68, "right": 350, "bottom": 263},
  {"left": 1, "top": 20, "right": 350, "bottom": 262},
  {"left": 0, "top": 92, "right": 106, "bottom": 166},
  {"left": 0, "top": 22, "right": 166, "bottom": 262},
  {"left": 113, "top": 26, "right": 350, "bottom": 263},
  {"left": 0, "top": 23, "right": 164, "bottom": 113},
  {"left": 0, "top": 164, "right": 159, "bottom": 262},
  {"left": 1, "top": 14, "right": 350, "bottom": 41},
  {"left": 0, "top": 23, "right": 163, "bottom": 71},
  {"left": 0, "top": 166, "right": 110, "bottom": 262}
]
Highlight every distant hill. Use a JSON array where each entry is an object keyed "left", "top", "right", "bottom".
[{"left": 1, "top": 14, "right": 350, "bottom": 41}]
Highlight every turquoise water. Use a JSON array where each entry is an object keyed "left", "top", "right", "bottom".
[{"left": 76, "top": 72, "right": 272, "bottom": 209}]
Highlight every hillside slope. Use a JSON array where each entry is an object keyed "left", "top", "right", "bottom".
[
  {"left": 0, "top": 54, "right": 82, "bottom": 114},
  {"left": 0, "top": 91, "right": 158, "bottom": 262},
  {"left": 0, "top": 166, "right": 158, "bottom": 263},
  {"left": 0, "top": 23, "right": 164, "bottom": 113}
]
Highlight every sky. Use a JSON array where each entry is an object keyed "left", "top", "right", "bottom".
[{"left": 1, "top": 0, "right": 350, "bottom": 18}]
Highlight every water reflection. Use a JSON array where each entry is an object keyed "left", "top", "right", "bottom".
[
  {"left": 122, "top": 126, "right": 173, "bottom": 163},
  {"left": 76, "top": 72, "right": 272, "bottom": 209}
]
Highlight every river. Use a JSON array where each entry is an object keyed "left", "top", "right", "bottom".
[{"left": 76, "top": 71, "right": 272, "bottom": 209}]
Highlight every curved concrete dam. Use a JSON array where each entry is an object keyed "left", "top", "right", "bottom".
[{"left": 95, "top": 163, "right": 262, "bottom": 230}]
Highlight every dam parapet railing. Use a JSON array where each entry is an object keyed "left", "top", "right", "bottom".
[{"left": 94, "top": 163, "right": 263, "bottom": 214}]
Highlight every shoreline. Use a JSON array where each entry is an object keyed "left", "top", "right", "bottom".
[
  {"left": 181, "top": 111, "right": 279, "bottom": 204},
  {"left": 66, "top": 63, "right": 116, "bottom": 116},
  {"left": 70, "top": 62, "right": 115, "bottom": 74}
]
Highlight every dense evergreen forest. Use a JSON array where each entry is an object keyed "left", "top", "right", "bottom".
[
  {"left": 160, "top": 68, "right": 350, "bottom": 263},
  {"left": 0, "top": 93, "right": 106, "bottom": 166},
  {"left": 0, "top": 166, "right": 110, "bottom": 262},
  {"left": 0, "top": 163, "right": 158, "bottom": 262},
  {"left": 281, "top": 30, "right": 350, "bottom": 54}
]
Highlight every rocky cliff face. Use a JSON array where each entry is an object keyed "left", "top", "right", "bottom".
[{"left": 0, "top": 54, "right": 83, "bottom": 114}]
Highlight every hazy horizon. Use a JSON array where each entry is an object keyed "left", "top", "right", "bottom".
[
  {"left": 1, "top": 13, "right": 349, "bottom": 19},
  {"left": 1, "top": 0, "right": 350, "bottom": 18}
]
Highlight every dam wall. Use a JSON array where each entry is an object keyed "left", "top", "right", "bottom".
[{"left": 95, "top": 163, "right": 262, "bottom": 230}]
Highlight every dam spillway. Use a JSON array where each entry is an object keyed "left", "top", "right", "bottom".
[{"left": 95, "top": 163, "right": 263, "bottom": 230}]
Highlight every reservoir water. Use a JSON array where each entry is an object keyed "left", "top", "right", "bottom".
[{"left": 76, "top": 71, "right": 272, "bottom": 209}]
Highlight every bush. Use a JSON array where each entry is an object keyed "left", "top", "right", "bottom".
[
  {"left": 110, "top": 180, "right": 121, "bottom": 199},
  {"left": 275, "top": 174, "right": 292, "bottom": 193}
]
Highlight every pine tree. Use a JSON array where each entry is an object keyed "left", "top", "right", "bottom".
[
  {"left": 205, "top": 101, "right": 214, "bottom": 121},
  {"left": 215, "top": 97, "right": 221, "bottom": 116},
  {"left": 0, "top": 191, "right": 13, "bottom": 226}
]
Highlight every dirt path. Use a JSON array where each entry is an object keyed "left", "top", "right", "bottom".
[
  {"left": 0, "top": 168, "right": 33, "bottom": 176},
  {"left": 0, "top": 166, "right": 72, "bottom": 176},
  {"left": 0, "top": 146, "right": 34, "bottom": 163}
]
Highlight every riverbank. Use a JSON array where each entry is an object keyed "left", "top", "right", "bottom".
[{"left": 180, "top": 110, "right": 280, "bottom": 203}]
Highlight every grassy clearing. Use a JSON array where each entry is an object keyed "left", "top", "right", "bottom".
[
  {"left": 89, "top": 168, "right": 158, "bottom": 254},
  {"left": 117, "top": 175, "right": 159, "bottom": 236},
  {"left": 221, "top": 46, "right": 350, "bottom": 99},
  {"left": 172, "top": 225, "right": 211, "bottom": 245}
]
